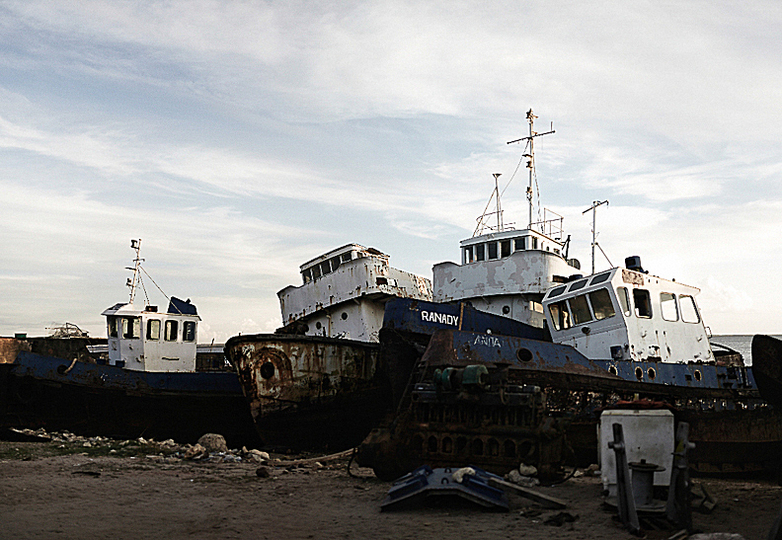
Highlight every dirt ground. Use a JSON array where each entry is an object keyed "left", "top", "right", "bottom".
[{"left": 1, "top": 437, "right": 781, "bottom": 540}]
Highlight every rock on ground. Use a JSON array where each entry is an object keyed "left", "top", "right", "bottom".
[{"left": 197, "top": 433, "right": 228, "bottom": 453}]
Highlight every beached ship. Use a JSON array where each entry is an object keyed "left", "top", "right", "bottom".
[
  {"left": 224, "top": 243, "right": 432, "bottom": 450},
  {"left": 357, "top": 113, "right": 782, "bottom": 479},
  {"left": 0, "top": 240, "right": 257, "bottom": 447},
  {"left": 432, "top": 110, "right": 581, "bottom": 329}
]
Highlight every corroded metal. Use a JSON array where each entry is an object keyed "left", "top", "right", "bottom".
[
  {"left": 0, "top": 348, "right": 258, "bottom": 447},
  {"left": 225, "top": 333, "right": 387, "bottom": 450},
  {"left": 0, "top": 338, "right": 30, "bottom": 364}
]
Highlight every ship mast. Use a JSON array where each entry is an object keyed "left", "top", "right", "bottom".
[
  {"left": 507, "top": 109, "right": 555, "bottom": 230},
  {"left": 582, "top": 200, "right": 610, "bottom": 275},
  {"left": 126, "top": 239, "right": 143, "bottom": 304}
]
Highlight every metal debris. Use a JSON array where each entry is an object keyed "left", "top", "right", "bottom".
[{"left": 381, "top": 465, "right": 509, "bottom": 512}]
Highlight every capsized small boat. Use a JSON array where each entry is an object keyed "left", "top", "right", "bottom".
[{"left": 0, "top": 240, "right": 258, "bottom": 447}]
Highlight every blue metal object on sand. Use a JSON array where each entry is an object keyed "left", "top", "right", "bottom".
[{"left": 381, "top": 465, "right": 509, "bottom": 511}]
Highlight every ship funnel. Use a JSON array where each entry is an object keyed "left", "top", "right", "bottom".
[{"left": 625, "top": 256, "right": 645, "bottom": 273}]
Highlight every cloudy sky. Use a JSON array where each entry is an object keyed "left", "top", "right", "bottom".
[{"left": 1, "top": 0, "right": 780, "bottom": 341}]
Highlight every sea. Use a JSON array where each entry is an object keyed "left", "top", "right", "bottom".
[{"left": 710, "top": 334, "right": 782, "bottom": 365}]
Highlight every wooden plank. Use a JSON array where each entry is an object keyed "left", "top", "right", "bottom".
[{"left": 487, "top": 477, "right": 567, "bottom": 509}]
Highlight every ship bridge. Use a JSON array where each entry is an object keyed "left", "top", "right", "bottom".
[{"left": 542, "top": 260, "right": 713, "bottom": 364}]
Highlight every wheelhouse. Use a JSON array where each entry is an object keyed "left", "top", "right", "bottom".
[
  {"left": 102, "top": 296, "right": 200, "bottom": 372},
  {"left": 542, "top": 262, "right": 713, "bottom": 363}
]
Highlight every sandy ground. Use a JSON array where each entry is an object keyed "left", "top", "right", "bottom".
[{"left": 1, "top": 438, "right": 781, "bottom": 540}]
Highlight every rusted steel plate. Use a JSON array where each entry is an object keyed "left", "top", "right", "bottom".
[
  {"left": 0, "top": 338, "right": 30, "bottom": 364},
  {"left": 225, "top": 333, "right": 386, "bottom": 450},
  {"left": 752, "top": 334, "right": 782, "bottom": 407},
  {"left": 423, "top": 330, "right": 758, "bottom": 399}
]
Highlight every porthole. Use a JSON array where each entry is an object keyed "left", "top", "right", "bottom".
[
  {"left": 315, "top": 321, "right": 322, "bottom": 330},
  {"left": 260, "top": 362, "right": 276, "bottom": 380},
  {"left": 516, "top": 348, "right": 533, "bottom": 363},
  {"left": 502, "top": 305, "right": 511, "bottom": 315},
  {"left": 635, "top": 367, "right": 644, "bottom": 381},
  {"left": 647, "top": 367, "right": 656, "bottom": 380},
  {"left": 694, "top": 369, "right": 702, "bottom": 382},
  {"left": 608, "top": 365, "right": 618, "bottom": 376},
  {"left": 341, "top": 312, "right": 348, "bottom": 320}
]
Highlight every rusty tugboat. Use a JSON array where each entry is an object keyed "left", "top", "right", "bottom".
[
  {"left": 0, "top": 240, "right": 258, "bottom": 447},
  {"left": 224, "top": 244, "right": 433, "bottom": 450},
  {"left": 356, "top": 111, "right": 782, "bottom": 480}
]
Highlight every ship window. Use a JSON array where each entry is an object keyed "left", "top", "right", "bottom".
[
  {"left": 183, "top": 321, "right": 196, "bottom": 342},
  {"left": 660, "top": 292, "right": 678, "bottom": 321},
  {"left": 147, "top": 319, "right": 160, "bottom": 341},
  {"left": 311, "top": 265, "right": 321, "bottom": 279},
  {"left": 548, "top": 300, "right": 571, "bottom": 331},
  {"left": 617, "top": 287, "right": 631, "bottom": 316},
  {"left": 108, "top": 316, "right": 118, "bottom": 338},
  {"left": 501, "top": 240, "right": 511, "bottom": 257},
  {"left": 320, "top": 261, "right": 331, "bottom": 276},
  {"left": 330, "top": 257, "right": 341, "bottom": 272},
  {"left": 122, "top": 317, "right": 140, "bottom": 339},
  {"left": 488, "top": 242, "right": 498, "bottom": 259},
  {"left": 548, "top": 285, "right": 567, "bottom": 298},
  {"left": 476, "top": 244, "right": 485, "bottom": 261},
  {"left": 589, "top": 289, "right": 616, "bottom": 320},
  {"left": 633, "top": 289, "right": 652, "bottom": 318},
  {"left": 165, "top": 320, "right": 178, "bottom": 341},
  {"left": 515, "top": 237, "right": 526, "bottom": 251},
  {"left": 590, "top": 272, "right": 611, "bottom": 286},
  {"left": 463, "top": 247, "right": 474, "bottom": 264},
  {"left": 531, "top": 237, "right": 538, "bottom": 250},
  {"left": 569, "top": 279, "right": 588, "bottom": 292},
  {"left": 341, "top": 252, "right": 352, "bottom": 263},
  {"left": 302, "top": 269, "right": 312, "bottom": 284},
  {"left": 679, "top": 295, "right": 700, "bottom": 323},
  {"left": 568, "top": 295, "right": 593, "bottom": 325}
]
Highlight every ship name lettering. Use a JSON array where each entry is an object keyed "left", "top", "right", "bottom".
[
  {"left": 473, "top": 335, "right": 501, "bottom": 347},
  {"left": 420, "top": 311, "right": 460, "bottom": 326}
]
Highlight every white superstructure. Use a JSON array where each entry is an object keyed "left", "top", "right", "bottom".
[
  {"left": 101, "top": 239, "right": 200, "bottom": 372},
  {"left": 433, "top": 110, "right": 581, "bottom": 328},
  {"left": 542, "top": 258, "right": 713, "bottom": 363},
  {"left": 278, "top": 243, "right": 432, "bottom": 342}
]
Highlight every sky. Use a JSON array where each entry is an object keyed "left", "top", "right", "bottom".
[{"left": 1, "top": 0, "right": 781, "bottom": 341}]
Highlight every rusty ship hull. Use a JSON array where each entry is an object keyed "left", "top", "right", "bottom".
[
  {"left": 0, "top": 338, "right": 259, "bottom": 447},
  {"left": 224, "top": 333, "right": 387, "bottom": 451},
  {"left": 358, "top": 328, "right": 782, "bottom": 479}
]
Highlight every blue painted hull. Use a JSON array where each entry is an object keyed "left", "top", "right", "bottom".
[{"left": 0, "top": 351, "right": 259, "bottom": 446}]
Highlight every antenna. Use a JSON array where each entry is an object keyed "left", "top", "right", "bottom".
[
  {"left": 493, "top": 173, "right": 503, "bottom": 232},
  {"left": 507, "top": 109, "right": 555, "bottom": 230},
  {"left": 473, "top": 173, "right": 510, "bottom": 236},
  {"left": 582, "top": 200, "right": 609, "bottom": 275},
  {"left": 127, "top": 239, "right": 144, "bottom": 304}
]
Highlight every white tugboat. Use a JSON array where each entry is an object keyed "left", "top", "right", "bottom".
[
  {"left": 225, "top": 243, "right": 432, "bottom": 450},
  {"left": 357, "top": 112, "right": 782, "bottom": 481},
  {"left": 433, "top": 109, "right": 581, "bottom": 328},
  {"left": 0, "top": 240, "right": 258, "bottom": 446},
  {"left": 101, "top": 239, "right": 201, "bottom": 372}
]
